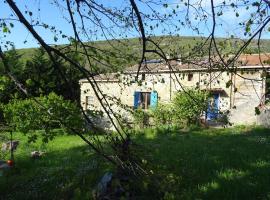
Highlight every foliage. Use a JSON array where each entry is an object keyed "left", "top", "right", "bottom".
[
  {"left": 10, "top": 36, "right": 270, "bottom": 71},
  {"left": 0, "top": 48, "right": 25, "bottom": 103},
  {"left": 130, "top": 90, "right": 208, "bottom": 130},
  {"left": 132, "top": 108, "right": 150, "bottom": 128},
  {"left": 1, "top": 93, "right": 83, "bottom": 143},
  {"left": 172, "top": 89, "right": 209, "bottom": 126},
  {"left": 216, "top": 110, "right": 231, "bottom": 126},
  {"left": 151, "top": 103, "right": 174, "bottom": 127},
  {"left": 0, "top": 131, "right": 10, "bottom": 160},
  {"left": 24, "top": 48, "right": 84, "bottom": 101},
  {"left": 0, "top": 48, "right": 83, "bottom": 104},
  {"left": 255, "top": 106, "right": 261, "bottom": 115}
]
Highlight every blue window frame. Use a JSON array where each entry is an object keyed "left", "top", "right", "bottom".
[{"left": 134, "top": 91, "right": 158, "bottom": 109}]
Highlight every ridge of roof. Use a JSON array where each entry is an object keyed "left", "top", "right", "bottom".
[{"left": 124, "top": 53, "right": 270, "bottom": 73}]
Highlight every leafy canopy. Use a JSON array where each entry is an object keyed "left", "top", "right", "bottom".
[
  {"left": 173, "top": 89, "right": 209, "bottom": 125},
  {"left": 1, "top": 93, "right": 83, "bottom": 143}
]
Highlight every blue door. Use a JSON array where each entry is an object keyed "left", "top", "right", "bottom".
[
  {"left": 207, "top": 93, "right": 219, "bottom": 120},
  {"left": 150, "top": 91, "right": 158, "bottom": 108}
]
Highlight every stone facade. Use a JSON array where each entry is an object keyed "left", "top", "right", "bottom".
[
  {"left": 80, "top": 60, "right": 270, "bottom": 128},
  {"left": 257, "top": 108, "right": 270, "bottom": 128}
]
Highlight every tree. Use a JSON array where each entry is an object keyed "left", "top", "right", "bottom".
[
  {"left": 23, "top": 48, "right": 83, "bottom": 102},
  {"left": 0, "top": 48, "right": 25, "bottom": 103},
  {"left": 1, "top": 92, "right": 84, "bottom": 143},
  {"left": 173, "top": 89, "right": 209, "bottom": 126},
  {"left": 0, "top": 47, "right": 84, "bottom": 117}
]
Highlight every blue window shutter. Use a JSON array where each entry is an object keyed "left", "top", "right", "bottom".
[
  {"left": 134, "top": 91, "right": 140, "bottom": 109},
  {"left": 150, "top": 91, "right": 158, "bottom": 108}
]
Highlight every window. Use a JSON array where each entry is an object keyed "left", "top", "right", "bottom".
[
  {"left": 85, "top": 96, "right": 94, "bottom": 109},
  {"left": 188, "top": 73, "right": 193, "bottom": 81},
  {"left": 134, "top": 91, "right": 158, "bottom": 109},
  {"left": 138, "top": 92, "right": 151, "bottom": 109},
  {"left": 142, "top": 73, "right": 146, "bottom": 81}
]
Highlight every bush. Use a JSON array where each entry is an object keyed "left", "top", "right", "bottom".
[
  {"left": 217, "top": 110, "right": 231, "bottom": 126},
  {"left": 173, "top": 89, "right": 209, "bottom": 126},
  {"left": 151, "top": 103, "right": 174, "bottom": 126},
  {"left": 1, "top": 92, "right": 83, "bottom": 143},
  {"left": 133, "top": 108, "right": 150, "bottom": 128}
]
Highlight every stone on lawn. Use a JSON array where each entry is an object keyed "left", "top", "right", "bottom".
[
  {"left": 94, "top": 172, "right": 113, "bottom": 198},
  {"left": 31, "top": 151, "right": 45, "bottom": 159},
  {"left": 1, "top": 141, "right": 19, "bottom": 152}
]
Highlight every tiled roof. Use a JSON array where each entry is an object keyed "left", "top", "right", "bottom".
[
  {"left": 124, "top": 60, "right": 200, "bottom": 73},
  {"left": 238, "top": 54, "right": 270, "bottom": 66},
  {"left": 124, "top": 54, "right": 270, "bottom": 73}
]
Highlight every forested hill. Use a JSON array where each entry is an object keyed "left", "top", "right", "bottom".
[
  {"left": 1, "top": 35, "right": 270, "bottom": 103},
  {"left": 16, "top": 35, "right": 270, "bottom": 72}
]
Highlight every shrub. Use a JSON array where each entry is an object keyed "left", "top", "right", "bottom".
[
  {"left": 217, "top": 110, "right": 231, "bottom": 126},
  {"left": 151, "top": 103, "right": 174, "bottom": 126},
  {"left": 1, "top": 92, "right": 84, "bottom": 143},
  {"left": 173, "top": 89, "right": 209, "bottom": 126},
  {"left": 132, "top": 108, "right": 150, "bottom": 128}
]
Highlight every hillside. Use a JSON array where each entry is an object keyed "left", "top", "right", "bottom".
[{"left": 16, "top": 36, "right": 270, "bottom": 72}]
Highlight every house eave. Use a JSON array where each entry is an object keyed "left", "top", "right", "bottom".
[{"left": 79, "top": 79, "right": 120, "bottom": 84}]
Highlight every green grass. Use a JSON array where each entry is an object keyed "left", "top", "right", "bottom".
[
  {"left": 1, "top": 126, "right": 270, "bottom": 199},
  {"left": 135, "top": 126, "right": 270, "bottom": 199},
  {"left": 0, "top": 132, "right": 111, "bottom": 200}
]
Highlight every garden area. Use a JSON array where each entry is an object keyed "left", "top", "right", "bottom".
[
  {"left": 1, "top": 125, "right": 270, "bottom": 199},
  {"left": 2, "top": 1, "right": 270, "bottom": 199}
]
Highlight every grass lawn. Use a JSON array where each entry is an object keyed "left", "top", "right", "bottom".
[
  {"left": 1, "top": 126, "right": 270, "bottom": 199},
  {"left": 0, "top": 132, "right": 111, "bottom": 200},
  {"left": 136, "top": 126, "right": 270, "bottom": 199}
]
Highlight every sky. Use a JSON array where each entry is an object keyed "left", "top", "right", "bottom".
[
  {"left": 0, "top": 0, "right": 269, "bottom": 49},
  {"left": 0, "top": 1, "right": 73, "bottom": 49}
]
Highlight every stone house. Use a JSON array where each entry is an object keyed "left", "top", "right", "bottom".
[{"left": 79, "top": 54, "right": 270, "bottom": 129}]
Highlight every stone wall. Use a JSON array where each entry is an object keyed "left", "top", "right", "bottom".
[
  {"left": 230, "top": 72, "right": 264, "bottom": 125},
  {"left": 80, "top": 69, "right": 265, "bottom": 128},
  {"left": 257, "top": 108, "right": 270, "bottom": 128}
]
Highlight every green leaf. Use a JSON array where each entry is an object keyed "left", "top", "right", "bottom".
[
  {"left": 3, "top": 26, "right": 9, "bottom": 33},
  {"left": 252, "top": 2, "right": 260, "bottom": 7},
  {"left": 26, "top": 79, "right": 34, "bottom": 86},
  {"left": 255, "top": 107, "right": 261, "bottom": 115},
  {"left": 245, "top": 25, "right": 251, "bottom": 33},
  {"left": 226, "top": 80, "right": 232, "bottom": 88}
]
